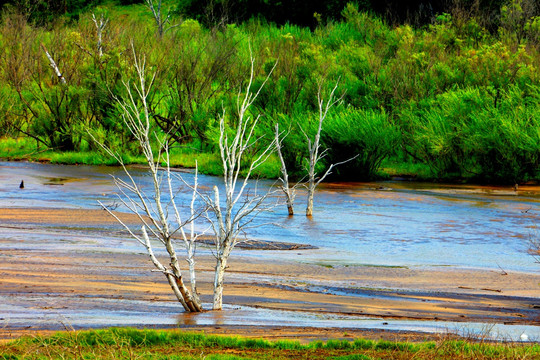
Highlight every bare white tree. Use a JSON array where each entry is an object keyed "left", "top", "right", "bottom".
[
  {"left": 199, "top": 56, "right": 278, "bottom": 310},
  {"left": 91, "top": 13, "right": 109, "bottom": 58},
  {"left": 145, "top": 0, "right": 178, "bottom": 38},
  {"left": 90, "top": 44, "right": 203, "bottom": 312},
  {"left": 41, "top": 43, "right": 66, "bottom": 84},
  {"left": 92, "top": 44, "right": 280, "bottom": 313},
  {"left": 304, "top": 79, "right": 357, "bottom": 217},
  {"left": 275, "top": 123, "right": 296, "bottom": 216}
]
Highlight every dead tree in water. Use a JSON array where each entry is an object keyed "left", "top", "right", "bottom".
[
  {"left": 92, "top": 45, "right": 279, "bottom": 312},
  {"left": 91, "top": 44, "right": 202, "bottom": 312},
  {"left": 198, "top": 55, "right": 278, "bottom": 310},
  {"left": 304, "top": 79, "right": 357, "bottom": 217},
  {"left": 275, "top": 123, "right": 296, "bottom": 215}
]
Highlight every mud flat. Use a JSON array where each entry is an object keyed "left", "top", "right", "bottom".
[{"left": 1, "top": 207, "right": 539, "bottom": 342}]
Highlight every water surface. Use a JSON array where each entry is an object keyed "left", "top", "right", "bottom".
[{"left": 1, "top": 161, "right": 538, "bottom": 273}]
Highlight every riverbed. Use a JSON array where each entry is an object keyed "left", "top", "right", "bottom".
[{"left": 0, "top": 161, "right": 538, "bottom": 342}]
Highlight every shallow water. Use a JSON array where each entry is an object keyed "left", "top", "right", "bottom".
[
  {"left": 1, "top": 161, "right": 539, "bottom": 273},
  {"left": 176, "top": 305, "right": 540, "bottom": 342},
  {"left": 1, "top": 161, "right": 539, "bottom": 341},
  {"left": 4, "top": 298, "right": 538, "bottom": 342}
]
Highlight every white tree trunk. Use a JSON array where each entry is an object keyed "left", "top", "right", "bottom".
[
  {"left": 166, "top": 238, "right": 202, "bottom": 312},
  {"left": 212, "top": 256, "right": 228, "bottom": 310},
  {"left": 187, "top": 257, "right": 199, "bottom": 304},
  {"left": 306, "top": 182, "right": 315, "bottom": 217},
  {"left": 91, "top": 13, "right": 108, "bottom": 58},
  {"left": 41, "top": 43, "right": 66, "bottom": 84},
  {"left": 275, "top": 123, "right": 295, "bottom": 216}
]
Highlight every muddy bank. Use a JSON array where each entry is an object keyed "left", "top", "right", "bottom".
[{"left": 1, "top": 207, "right": 539, "bottom": 342}]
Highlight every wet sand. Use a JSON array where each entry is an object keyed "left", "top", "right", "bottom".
[{"left": 1, "top": 208, "right": 539, "bottom": 342}]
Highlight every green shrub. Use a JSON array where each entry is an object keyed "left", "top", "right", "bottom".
[{"left": 400, "top": 85, "right": 540, "bottom": 182}]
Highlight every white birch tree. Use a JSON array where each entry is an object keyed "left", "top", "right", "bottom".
[
  {"left": 91, "top": 13, "right": 108, "bottom": 58},
  {"left": 41, "top": 43, "right": 66, "bottom": 84},
  {"left": 275, "top": 123, "right": 296, "bottom": 215},
  {"left": 198, "top": 56, "right": 278, "bottom": 310},
  {"left": 93, "top": 44, "right": 279, "bottom": 313},
  {"left": 91, "top": 44, "right": 203, "bottom": 312},
  {"left": 304, "top": 79, "right": 357, "bottom": 216}
]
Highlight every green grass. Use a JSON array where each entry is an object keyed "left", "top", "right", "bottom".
[
  {"left": 0, "top": 137, "right": 41, "bottom": 160},
  {"left": 0, "top": 138, "right": 141, "bottom": 166},
  {"left": 0, "top": 137, "right": 281, "bottom": 179},
  {"left": 379, "top": 157, "right": 434, "bottom": 180},
  {"left": 0, "top": 134, "right": 508, "bottom": 182},
  {"left": 0, "top": 328, "right": 538, "bottom": 360}
]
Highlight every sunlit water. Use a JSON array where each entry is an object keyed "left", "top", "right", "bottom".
[{"left": 1, "top": 161, "right": 539, "bottom": 273}]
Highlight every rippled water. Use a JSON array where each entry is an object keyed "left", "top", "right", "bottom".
[{"left": 1, "top": 161, "right": 539, "bottom": 273}]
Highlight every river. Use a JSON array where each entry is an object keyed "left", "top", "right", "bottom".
[
  {"left": 1, "top": 160, "right": 539, "bottom": 273},
  {"left": 0, "top": 161, "right": 539, "bottom": 341}
]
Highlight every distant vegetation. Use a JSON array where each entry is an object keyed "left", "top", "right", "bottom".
[
  {"left": 1, "top": 327, "right": 539, "bottom": 359},
  {"left": 0, "top": 0, "right": 539, "bottom": 183}
]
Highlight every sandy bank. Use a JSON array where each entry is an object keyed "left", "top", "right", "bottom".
[{"left": 0, "top": 208, "right": 539, "bottom": 342}]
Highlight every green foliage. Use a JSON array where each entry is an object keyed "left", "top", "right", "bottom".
[
  {"left": 175, "top": 0, "right": 358, "bottom": 28},
  {"left": 401, "top": 85, "right": 540, "bottom": 182},
  {"left": 0, "top": 0, "right": 539, "bottom": 183},
  {"left": 0, "top": 137, "right": 37, "bottom": 159},
  {"left": 323, "top": 108, "right": 400, "bottom": 179},
  {"left": 49, "top": 151, "right": 125, "bottom": 165},
  {"left": 1, "top": 0, "right": 104, "bottom": 26},
  {"left": 332, "top": 355, "right": 372, "bottom": 360}
]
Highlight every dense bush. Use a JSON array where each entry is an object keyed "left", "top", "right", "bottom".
[
  {"left": 400, "top": 86, "right": 540, "bottom": 182},
  {"left": 323, "top": 108, "right": 400, "bottom": 179},
  {"left": 0, "top": 1, "right": 539, "bottom": 182}
]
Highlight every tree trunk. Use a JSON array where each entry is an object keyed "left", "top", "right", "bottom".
[
  {"left": 41, "top": 43, "right": 66, "bottom": 84},
  {"left": 287, "top": 203, "right": 294, "bottom": 216},
  {"left": 306, "top": 182, "right": 314, "bottom": 217},
  {"left": 212, "top": 256, "right": 228, "bottom": 310},
  {"left": 166, "top": 238, "right": 202, "bottom": 312},
  {"left": 174, "top": 275, "right": 202, "bottom": 312},
  {"left": 188, "top": 258, "right": 201, "bottom": 307},
  {"left": 306, "top": 194, "right": 314, "bottom": 216},
  {"left": 164, "top": 273, "right": 190, "bottom": 311},
  {"left": 275, "top": 123, "right": 295, "bottom": 215}
]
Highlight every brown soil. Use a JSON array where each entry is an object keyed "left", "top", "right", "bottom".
[{"left": 0, "top": 208, "right": 539, "bottom": 343}]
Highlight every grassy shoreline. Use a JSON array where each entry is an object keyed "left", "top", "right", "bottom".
[
  {"left": 0, "top": 137, "right": 285, "bottom": 178},
  {"left": 1, "top": 327, "right": 538, "bottom": 359},
  {"left": 3, "top": 137, "right": 538, "bottom": 185},
  {"left": 0, "top": 137, "right": 459, "bottom": 183}
]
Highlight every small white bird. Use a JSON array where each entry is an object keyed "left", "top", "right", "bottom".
[{"left": 520, "top": 332, "right": 529, "bottom": 342}]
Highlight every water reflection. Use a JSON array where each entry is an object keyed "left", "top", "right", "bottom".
[{"left": 179, "top": 309, "right": 226, "bottom": 326}]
